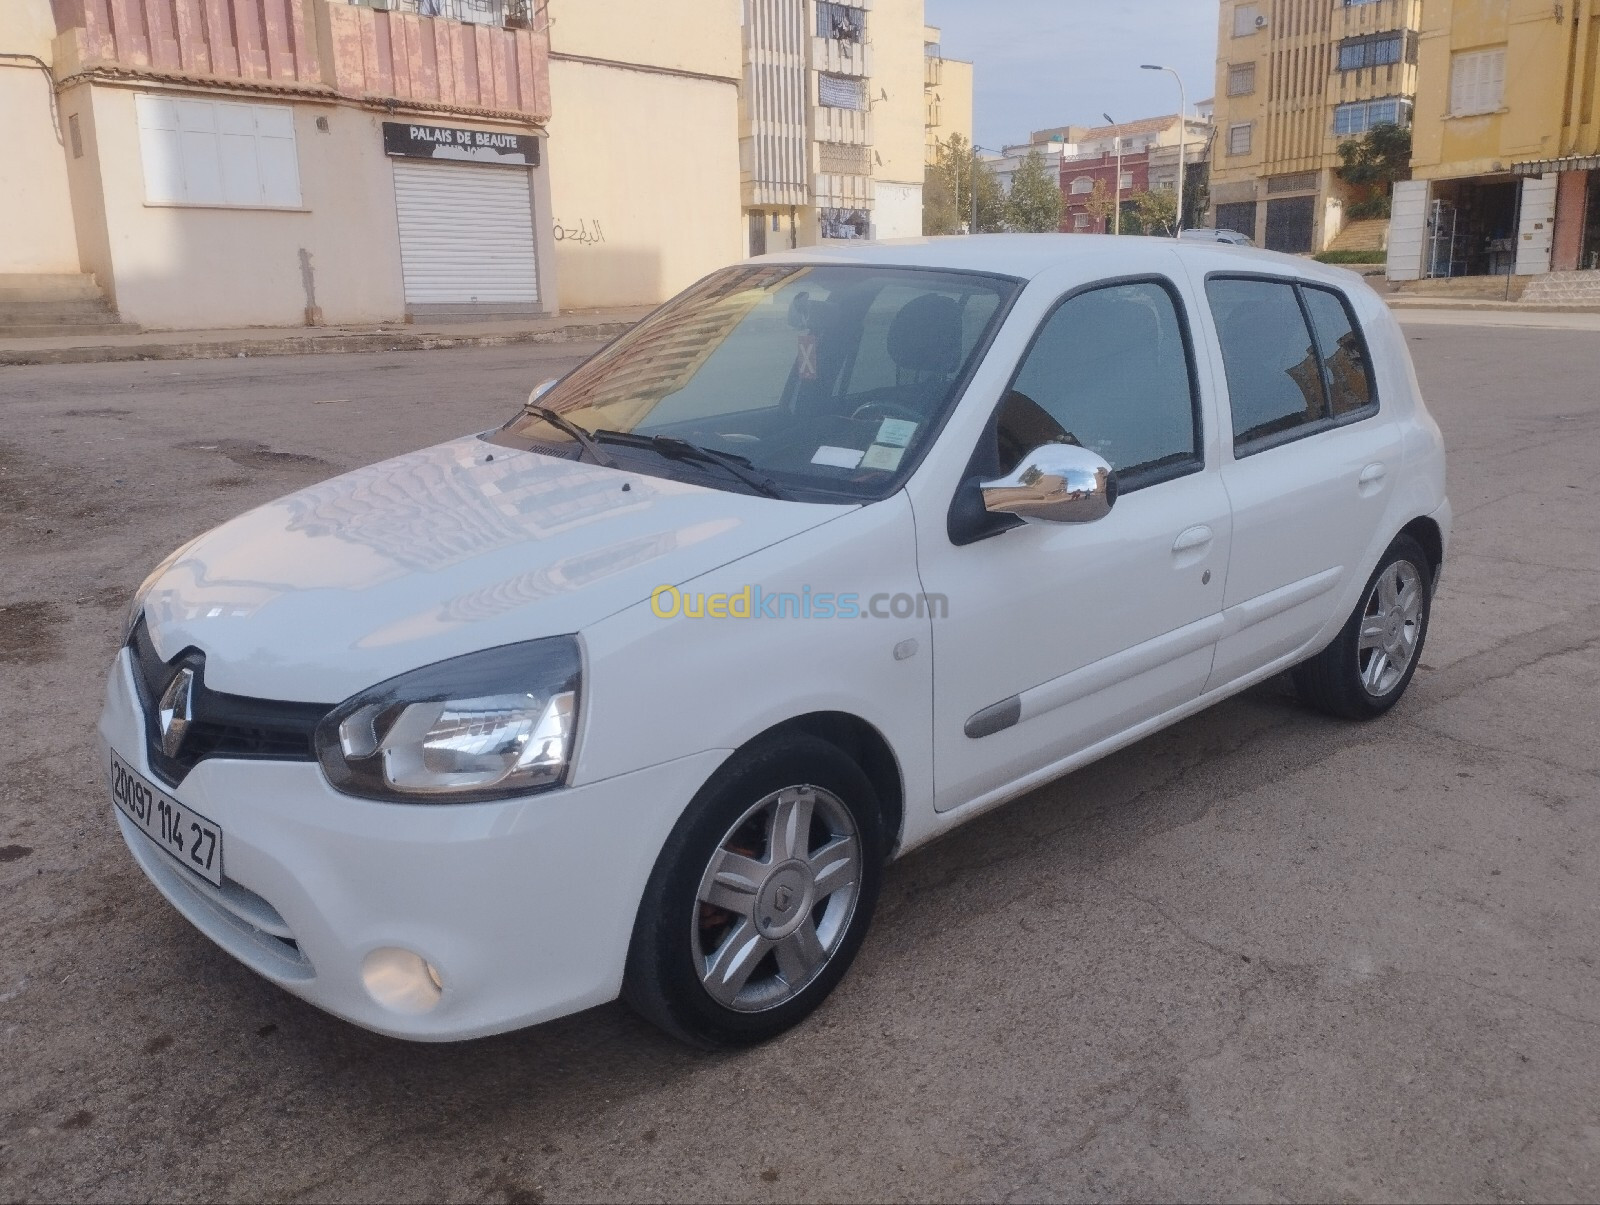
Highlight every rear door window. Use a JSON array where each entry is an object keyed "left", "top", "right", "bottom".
[{"left": 1206, "top": 276, "right": 1379, "bottom": 454}]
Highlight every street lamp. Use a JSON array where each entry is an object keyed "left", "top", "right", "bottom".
[
  {"left": 1102, "top": 112, "right": 1122, "bottom": 236},
  {"left": 1142, "top": 64, "right": 1187, "bottom": 234}
]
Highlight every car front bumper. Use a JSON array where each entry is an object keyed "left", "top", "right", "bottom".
[{"left": 97, "top": 650, "right": 728, "bottom": 1041}]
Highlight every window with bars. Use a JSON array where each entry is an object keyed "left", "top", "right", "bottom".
[
  {"left": 1338, "top": 31, "right": 1415, "bottom": 72},
  {"left": 1070, "top": 176, "right": 1095, "bottom": 195},
  {"left": 1228, "top": 123, "right": 1253, "bottom": 156},
  {"left": 1450, "top": 48, "right": 1506, "bottom": 116},
  {"left": 1228, "top": 63, "right": 1257, "bottom": 96},
  {"left": 1333, "top": 97, "right": 1412, "bottom": 137},
  {"left": 816, "top": 2, "right": 865, "bottom": 42}
]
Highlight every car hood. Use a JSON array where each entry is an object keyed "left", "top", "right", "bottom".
[{"left": 140, "top": 436, "right": 851, "bottom": 701}]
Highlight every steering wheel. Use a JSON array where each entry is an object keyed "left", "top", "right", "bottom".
[{"left": 849, "top": 400, "right": 922, "bottom": 424}]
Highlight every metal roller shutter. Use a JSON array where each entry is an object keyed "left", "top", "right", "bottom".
[{"left": 393, "top": 159, "right": 539, "bottom": 305}]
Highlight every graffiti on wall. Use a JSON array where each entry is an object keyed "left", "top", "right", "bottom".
[{"left": 553, "top": 218, "right": 606, "bottom": 245}]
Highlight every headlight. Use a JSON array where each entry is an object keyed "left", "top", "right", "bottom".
[{"left": 315, "top": 637, "right": 582, "bottom": 803}]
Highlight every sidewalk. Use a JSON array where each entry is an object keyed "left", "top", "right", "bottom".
[{"left": 0, "top": 306, "right": 655, "bottom": 367}]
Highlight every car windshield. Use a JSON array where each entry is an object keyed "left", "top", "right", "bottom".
[{"left": 490, "top": 264, "right": 1020, "bottom": 502}]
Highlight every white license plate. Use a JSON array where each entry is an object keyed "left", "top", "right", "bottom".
[{"left": 109, "top": 751, "right": 224, "bottom": 887}]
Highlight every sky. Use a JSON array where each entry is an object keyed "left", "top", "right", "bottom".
[{"left": 924, "top": 0, "right": 1218, "bottom": 149}]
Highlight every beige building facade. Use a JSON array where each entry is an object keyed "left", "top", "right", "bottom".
[
  {"left": 1209, "top": 0, "right": 1423, "bottom": 253},
  {"left": 545, "top": 0, "right": 744, "bottom": 308},
  {"left": 922, "top": 24, "right": 972, "bottom": 165}
]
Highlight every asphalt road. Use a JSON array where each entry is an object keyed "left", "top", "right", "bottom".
[{"left": 2, "top": 319, "right": 1598, "bottom": 1203}]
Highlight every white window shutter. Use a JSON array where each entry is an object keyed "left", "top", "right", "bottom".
[
  {"left": 256, "top": 106, "right": 303, "bottom": 207},
  {"left": 217, "top": 103, "right": 262, "bottom": 206},
  {"left": 136, "top": 96, "right": 185, "bottom": 204},
  {"left": 137, "top": 94, "right": 301, "bottom": 208},
  {"left": 175, "top": 100, "right": 223, "bottom": 205}
]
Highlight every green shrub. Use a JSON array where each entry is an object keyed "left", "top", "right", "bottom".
[{"left": 1315, "top": 249, "right": 1388, "bottom": 265}]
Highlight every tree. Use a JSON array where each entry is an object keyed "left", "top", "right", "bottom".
[
  {"left": 923, "top": 161, "right": 959, "bottom": 235},
  {"left": 1335, "top": 122, "right": 1412, "bottom": 219},
  {"left": 1081, "top": 179, "right": 1117, "bottom": 232},
  {"left": 1005, "top": 149, "right": 1064, "bottom": 233},
  {"left": 1125, "top": 189, "right": 1178, "bottom": 237},
  {"left": 923, "top": 134, "right": 1006, "bottom": 235}
]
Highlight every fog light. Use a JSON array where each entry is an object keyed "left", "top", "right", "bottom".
[{"left": 361, "top": 947, "right": 444, "bottom": 1015}]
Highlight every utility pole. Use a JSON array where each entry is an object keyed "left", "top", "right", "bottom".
[
  {"left": 1102, "top": 113, "right": 1122, "bottom": 236},
  {"left": 1142, "top": 64, "right": 1188, "bottom": 234},
  {"left": 971, "top": 143, "right": 980, "bottom": 235}
]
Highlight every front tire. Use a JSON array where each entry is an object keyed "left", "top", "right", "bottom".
[
  {"left": 622, "top": 734, "right": 886, "bottom": 1048},
  {"left": 1293, "top": 533, "right": 1433, "bottom": 720}
]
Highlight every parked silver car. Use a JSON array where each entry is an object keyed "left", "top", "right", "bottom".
[{"left": 1180, "top": 227, "right": 1255, "bottom": 246}]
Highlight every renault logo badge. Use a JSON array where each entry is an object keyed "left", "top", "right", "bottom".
[{"left": 158, "top": 667, "right": 195, "bottom": 758}]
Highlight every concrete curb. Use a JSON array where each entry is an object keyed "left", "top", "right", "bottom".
[
  {"left": 0, "top": 319, "right": 638, "bottom": 367},
  {"left": 1384, "top": 297, "right": 1600, "bottom": 314}
]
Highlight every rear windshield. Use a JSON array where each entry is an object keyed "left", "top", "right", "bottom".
[{"left": 490, "top": 264, "right": 1020, "bottom": 502}]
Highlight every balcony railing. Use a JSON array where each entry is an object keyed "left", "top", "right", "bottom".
[{"left": 345, "top": 0, "right": 539, "bottom": 29}]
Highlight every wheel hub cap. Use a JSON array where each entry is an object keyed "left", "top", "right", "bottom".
[{"left": 754, "top": 861, "right": 815, "bottom": 939}]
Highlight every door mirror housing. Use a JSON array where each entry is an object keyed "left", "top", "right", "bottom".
[
  {"left": 980, "top": 444, "right": 1117, "bottom": 525},
  {"left": 528, "top": 378, "right": 559, "bottom": 407}
]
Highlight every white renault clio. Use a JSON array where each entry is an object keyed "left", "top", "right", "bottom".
[{"left": 102, "top": 236, "right": 1448, "bottom": 1047}]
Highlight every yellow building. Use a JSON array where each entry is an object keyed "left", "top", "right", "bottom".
[
  {"left": 1209, "top": 0, "right": 1423, "bottom": 253},
  {"left": 545, "top": 0, "right": 744, "bottom": 308},
  {"left": 923, "top": 25, "right": 973, "bottom": 166},
  {"left": 1391, "top": 0, "right": 1600, "bottom": 281}
]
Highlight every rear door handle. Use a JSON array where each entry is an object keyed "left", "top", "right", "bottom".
[
  {"left": 1359, "top": 463, "right": 1388, "bottom": 487},
  {"left": 1172, "top": 525, "right": 1214, "bottom": 554}
]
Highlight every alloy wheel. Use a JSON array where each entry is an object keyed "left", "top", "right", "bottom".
[
  {"left": 1357, "top": 559, "right": 1424, "bottom": 697},
  {"left": 693, "top": 784, "right": 862, "bottom": 1013}
]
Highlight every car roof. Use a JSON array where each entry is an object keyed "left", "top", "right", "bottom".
[{"left": 755, "top": 233, "right": 1359, "bottom": 290}]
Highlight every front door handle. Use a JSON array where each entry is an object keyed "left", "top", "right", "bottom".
[{"left": 1172, "top": 525, "right": 1215, "bottom": 554}]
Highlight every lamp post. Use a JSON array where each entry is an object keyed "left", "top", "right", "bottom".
[
  {"left": 1142, "top": 64, "right": 1187, "bottom": 234},
  {"left": 1102, "top": 112, "right": 1122, "bottom": 236}
]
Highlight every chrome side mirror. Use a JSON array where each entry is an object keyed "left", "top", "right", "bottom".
[
  {"left": 528, "top": 378, "right": 558, "bottom": 406},
  {"left": 980, "top": 444, "right": 1117, "bottom": 525}
]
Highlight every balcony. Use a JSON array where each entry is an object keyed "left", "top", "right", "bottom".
[
  {"left": 924, "top": 55, "right": 943, "bottom": 87},
  {"left": 53, "top": 0, "right": 551, "bottom": 124},
  {"left": 344, "top": 0, "right": 540, "bottom": 30}
]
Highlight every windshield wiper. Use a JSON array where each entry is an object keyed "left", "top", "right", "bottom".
[
  {"left": 593, "top": 431, "right": 787, "bottom": 500},
  {"left": 522, "top": 405, "right": 617, "bottom": 469}
]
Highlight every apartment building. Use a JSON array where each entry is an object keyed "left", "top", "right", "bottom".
[
  {"left": 1209, "top": 0, "right": 1424, "bottom": 253},
  {"left": 1391, "top": 0, "right": 1600, "bottom": 281},
  {"left": 922, "top": 24, "right": 973, "bottom": 165},
  {"left": 740, "top": 0, "right": 936, "bottom": 254}
]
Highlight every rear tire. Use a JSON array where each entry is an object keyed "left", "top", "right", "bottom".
[
  {"left": 1293, "top": 534, "right": 1433, "bottom": 721},
  {"left": 622, "top": 734, "right": 886, "bottom": 1049}
]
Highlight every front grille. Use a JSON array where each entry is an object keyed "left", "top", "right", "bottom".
[{"left": 129, "top": 618, "right": 333, "bottom": 787}]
